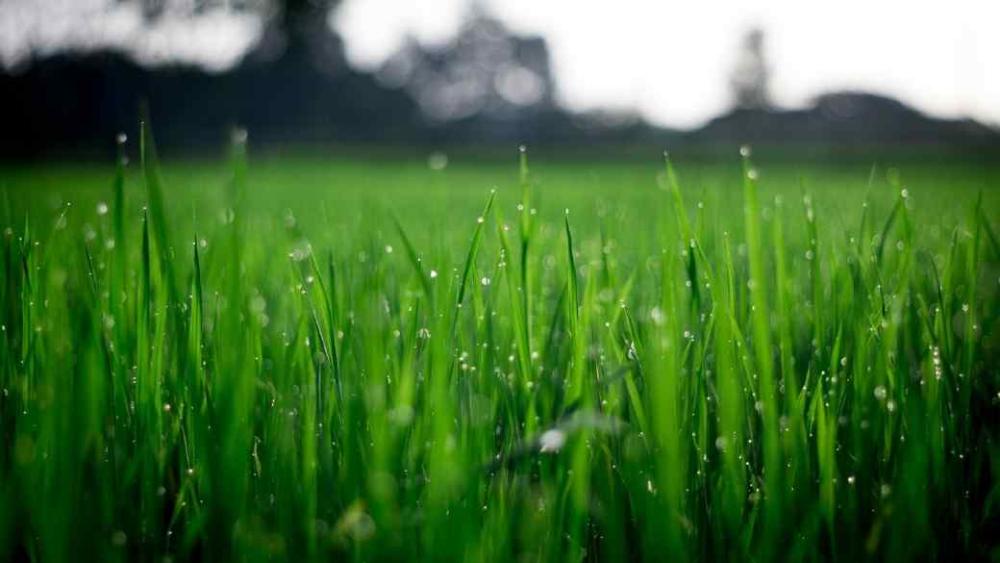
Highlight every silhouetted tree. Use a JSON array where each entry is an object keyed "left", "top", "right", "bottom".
[
  {"left": 729, "top": 28, "right": 771, "bottom": 110},
  {"left": 253, "top": 0, "right": 344, "bottom": 69},
  {"left": 380, "top": 4, "right": 555, "bottom": 121}
]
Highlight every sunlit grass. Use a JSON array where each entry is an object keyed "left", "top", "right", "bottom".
[{"left": 0, "top": 133, "right": 997, "bottom": 562}]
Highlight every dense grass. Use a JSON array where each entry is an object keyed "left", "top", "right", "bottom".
[{"left": 0, "top": 133, "right": 998, "bottom": 562}]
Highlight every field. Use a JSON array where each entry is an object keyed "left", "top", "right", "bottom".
[{"left": 0, "top": 133, "right": 998, "bottom": 562}]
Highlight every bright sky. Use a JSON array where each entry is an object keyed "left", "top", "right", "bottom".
[
  {"left": 0, "top": 0, "right": 261, "bottom": 72},
  {"left": 2, "top": 0, "right": 997, "bottom": 128},
  {"left": 335, "top": 0, "right": 1000, "bottom": 128}
]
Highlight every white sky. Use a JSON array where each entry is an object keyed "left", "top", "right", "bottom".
[
  {"left": 335, "top": 0, "right": 1000, "bottom": 128},
  {"left": 0, "top": 0, "right": 261, "bottom": 72},
  {"left": 2, "top": 0, "right": 997, "bottom": 128}
]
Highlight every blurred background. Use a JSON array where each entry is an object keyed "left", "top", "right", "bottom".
[{"left": 1, "top": 0, "right": 998, "bottom": 157}]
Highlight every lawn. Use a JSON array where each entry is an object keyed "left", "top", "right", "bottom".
[{"left": 0, "top": 134, "right": 998, "bottom": 562}]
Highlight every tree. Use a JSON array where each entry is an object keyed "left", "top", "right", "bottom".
[
  {"left": 270, "top": 1, "right": 339, "bottom": 53},
  {"left": 729, "top": 28, "right": 771, "bottom": 110},
  {"left": 379, "top": 4, "right": 556, "bottom": 121}
]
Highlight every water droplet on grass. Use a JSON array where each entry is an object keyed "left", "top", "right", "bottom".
[
  {"left": 428, "top": 151, "right": 448, "bottom": 170},
  {"left": 714, "top": 436, "right": 728, "bottom": 451},
  {"left": 539, "top": 429, "right": 565, "bottom": 453},
  {"left": 649, "top": 306, "right": 664, "bottom": 325}
]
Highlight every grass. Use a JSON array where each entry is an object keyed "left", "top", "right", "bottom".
[{"left": 0, "top": 134, "right": 998, "bottom": 562}]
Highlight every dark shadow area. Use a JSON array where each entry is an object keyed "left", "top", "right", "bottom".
[{"left": 0, "top": 3, "right": 997, "bottom": 158}]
